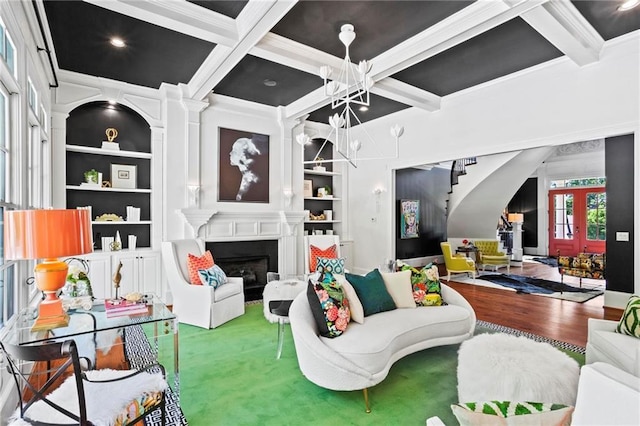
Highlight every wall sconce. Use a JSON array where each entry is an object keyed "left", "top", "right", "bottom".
[
  {"left": 187, "top": 185, "right": 200, "bottom": 207},
  {"left": 283, "top": 188, "right": 294, "bottom": 207},
  {"left": 373, "top": 187, "right": 385, "bottom": 195}
]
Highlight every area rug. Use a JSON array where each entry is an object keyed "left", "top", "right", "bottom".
[
  {"left": 175, "top": 303, "right": 584, "bottom": 426},
  {"left": 123, "top": 325, "right": 188, "bottom": 426},
  {"left": 475, "top": 273, "right": 603, "bottom": 303},
  {"left": 530, "top": 256, "right": 558, "bottom": 267}
]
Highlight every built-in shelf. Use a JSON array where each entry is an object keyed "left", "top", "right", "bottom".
[
  {"left": 303, "top": 169, "right": 340, "bottom": 176},
  {"left": 92, "top": 221, "right": 152, "bottom": 225},
  {"left": 304, "top": 220, "right": 341, "bottom": 224},
  {"left": 66, "top": 144, "right": 152, "bottom": 159},
  {"left": 304, "top": 196, "right": 342, "bottom": 201},
  {"left": 66, "top": 185, "right": 152, "bottom": 193}
]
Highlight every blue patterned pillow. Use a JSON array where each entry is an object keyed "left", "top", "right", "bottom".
[
  {"left": 316, "top": 257, "right": 346, "bottom": 275},
  {"left": 198, "top": 264, "right": 227, "bottom": 289}
]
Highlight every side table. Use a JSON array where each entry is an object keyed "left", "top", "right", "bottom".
[{"left": 263, "top": 279, "right": 306, "bottom": 359}]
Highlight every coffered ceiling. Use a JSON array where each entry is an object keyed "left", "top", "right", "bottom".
[{"left": 39, "top": 0, "right": 640, "bottom": 125}]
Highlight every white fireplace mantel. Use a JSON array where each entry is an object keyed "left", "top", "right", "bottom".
[{"left": 177, "top": 209, "right": 306, "bottom": 276}]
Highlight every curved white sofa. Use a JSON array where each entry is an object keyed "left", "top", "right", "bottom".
[{"left": 289, "top": 282, "right": 476, "bottom": 410}]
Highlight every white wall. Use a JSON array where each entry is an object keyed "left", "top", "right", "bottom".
[{"left": 347, "top": 35, "right": 639, "bottom": 300}]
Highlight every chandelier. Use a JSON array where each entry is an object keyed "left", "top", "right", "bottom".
[{"left": 297, "top": 24, "right": 404, "bottom": 168}]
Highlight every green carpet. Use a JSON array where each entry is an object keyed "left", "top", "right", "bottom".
[{"left": 176, "top": 304, "right": 584, "bottom": 425}]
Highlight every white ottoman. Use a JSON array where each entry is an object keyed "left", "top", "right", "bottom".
[
  {"left": 262, "top": 279, "right": 306, "bottom": 323},
  {"left": 457, "top": 333, "right": 580, "bottom": 406}
]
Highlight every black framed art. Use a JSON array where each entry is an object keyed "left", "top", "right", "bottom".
[{"left": 218, "top": 127, "right": 270, "bottom": 203}]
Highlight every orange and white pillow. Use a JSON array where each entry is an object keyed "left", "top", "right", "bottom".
[
  {"left": 187, "top": 250, "right": 214, "bottom": 285},
  {"left": 309, "top": 244, "right": 337, "bottom": 273}
]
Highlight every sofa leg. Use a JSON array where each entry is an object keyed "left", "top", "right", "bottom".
[{"left": 363, "top": 388, "right": 371, "bottom": 413}]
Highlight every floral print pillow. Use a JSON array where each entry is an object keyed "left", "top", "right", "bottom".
[
  {"left": 307, "top": 272, "right": 351, "bottom": 338},
  {"left": 397, "top": 261, "right": 444, "bottom": 306}
]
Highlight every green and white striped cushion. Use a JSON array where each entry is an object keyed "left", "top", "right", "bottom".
[
  {"left": 451, "top": 401, "right": 574, "bottom": 426},
  {"left": 616, "top": 294, "right": 640, "bottom": 338}
]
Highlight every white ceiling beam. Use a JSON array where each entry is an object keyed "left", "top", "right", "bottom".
[
  {"left": 282, "top": 0, "right": 545, "bottom": 119},
  {"left": 83, "top": 0, "right": 239, "bottom": 45},
  {"left": 519, "top": 1, "right": 604, "bottom": 66},
  {"left": 371, "top": 80, "right": 441, "bottom": 112},
  {"left": 188, "top": 0, "right": 298, "bottom": 100},
  {"left": 371, "top": 0, "right": 548, "bottom": 81}
]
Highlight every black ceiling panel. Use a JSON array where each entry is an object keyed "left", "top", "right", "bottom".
[
  {"left": 271, "top": 1, "right": 474, "bottom": 62},
  {"left": 214, "top": 55, "right": 323, "bottom": 106},
  {"left": 307, "top": 93, "right": 410, "bottom": 125},
  {"left": 43, "top": 0, "right": 215, "bottom": 89},
  {"left": 571, "top": 0, "right": 640, "bottom": 40},
  {"left": 391, "top": 17, "right": 564, "bottom": 96},
  {"left": 187, "top": 1, "right": 248, "bottom": 19}
]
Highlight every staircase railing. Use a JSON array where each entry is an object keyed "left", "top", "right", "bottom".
[{"left": 450, "top": 157, "right": 477, "bottom": 192}]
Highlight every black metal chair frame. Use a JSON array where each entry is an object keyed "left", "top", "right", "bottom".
[{"left": 0, "top": 339, "right": 166, "bottom": 425}]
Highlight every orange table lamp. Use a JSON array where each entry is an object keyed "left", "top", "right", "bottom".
[{"left": 4, "top": 209, "right": 93, "bottom": 331}]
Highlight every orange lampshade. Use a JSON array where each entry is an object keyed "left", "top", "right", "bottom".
[
  {"left": 508, "top": 213, "right": 524, "bottom": 223},
  {"left": 4, "top": 209, "right": 93, "bottom": 260}
]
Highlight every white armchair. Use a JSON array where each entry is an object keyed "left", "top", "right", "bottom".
[
  {"left": 161, "top": 239, "right": 244, "bottom": 329},
  {"left": 586, "top": 318, "right": 640, "bottom": 377}
]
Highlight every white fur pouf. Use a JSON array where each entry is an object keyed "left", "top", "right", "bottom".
[{"left": 457, "top": 333, "right": 580, "bottom": 406}]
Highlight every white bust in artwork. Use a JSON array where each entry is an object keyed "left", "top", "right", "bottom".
[{"left": 229, "top": 137, "right": 261, "bottom": 201}]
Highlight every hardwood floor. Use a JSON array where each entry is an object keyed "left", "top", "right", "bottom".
[{"left": 444, "top": 258, "right": 622, "bottom": 348}]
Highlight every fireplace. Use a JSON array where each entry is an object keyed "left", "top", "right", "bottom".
[{"left": 206, "top": 240, "right": 278, "bottom": 301}]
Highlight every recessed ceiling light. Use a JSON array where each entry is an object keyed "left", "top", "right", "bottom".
[
  {"left": 618, "top": 0, "right": 640, "bottom": 11},
  {"left": 108, "top": 100, "right": 117, "bottom": 105},
  {"left": 263, "top": 79, "right": 277, "bottom": 87},
  {"left": 110, "top": 37, "right": 126, "bottom": 48},
  {"left": 359, "top": 106, "right": 369, "bottom": 112}
]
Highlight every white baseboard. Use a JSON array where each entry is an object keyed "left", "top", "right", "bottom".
[{"left": 604, "top": 290, "right": 632, "bottom": 309}]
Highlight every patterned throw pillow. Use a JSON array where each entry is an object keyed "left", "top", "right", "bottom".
[
  {"left": 316, "top": 257, "right": 346, "bottom": 275},
  {"left": 309, "top": 244, "right": 338, "bottom": 273},
  {"left": 198, "top": 264, "right": 228, "bottom": 289},
  {"left": 398, "top": 261, "right": 443, "bottom": 306},
  {"left": 306, "top": 273, "right": 351, "bottom": 338},
  {"left": 616, "top": 294, "right": 640, "bottom": 338},
  {"left": 345, "top": 269, "right": 396, "bottom": 317},
  {"left": 187, "top": 251, "right": 214, "bottom": 285},
  {"left": 451, "top": 401, "right": 574, "bottom": 426}
]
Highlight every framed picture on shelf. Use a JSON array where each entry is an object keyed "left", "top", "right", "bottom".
[
  {"left": 218, "top": 127, "right": 270, "bottom": 203},
  {"left": 111, "top": 164, "right": 137, "bottom": 189},
  {"left": 400, "top": 199, "right": 420, "bottom": 239},
  {"left": 303, "top": 180, "right": 313, "bottom": 197}
]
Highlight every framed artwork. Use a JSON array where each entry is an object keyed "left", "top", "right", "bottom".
[
  {"left": 400, "top": 199, "right": 420, "bottom": 239},
  {"left": 218, "top": 127, "right": 270, "bottom": 203},
  {"left": 303, "top": 180, "right": 313, "bottom": 197},
  {"left": 110, "top": 164, "right": 137, "bottom": 189}
]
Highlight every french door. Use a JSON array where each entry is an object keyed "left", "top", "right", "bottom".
[{"left": 549, "top": 187, "right": 606, "bottom": 257}]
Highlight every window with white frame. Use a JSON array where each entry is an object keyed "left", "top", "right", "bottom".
[
  {"left": 27, "top": 78, "right": 37, "bottom": 115},
  {"left": 0, "top": 18, "right": 16, "bottom": 77},
  {"left": 0, "top": 84, "right": 17, "bottom": 328}
]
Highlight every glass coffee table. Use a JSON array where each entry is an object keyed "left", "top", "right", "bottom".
[{"left": 2, "top": 294, "right": 180, "bottom": 401}]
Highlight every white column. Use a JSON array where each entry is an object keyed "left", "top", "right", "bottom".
[
  {"left": 51, "top": 110, "right": 69, "bottom": 208},
  {"left": 181, "top": 97, "right": 209, "bottom": 208}
]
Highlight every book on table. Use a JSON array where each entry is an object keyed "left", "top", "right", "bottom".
[{"left": 104, "top": 299, "right": 149, "bottom": 317}]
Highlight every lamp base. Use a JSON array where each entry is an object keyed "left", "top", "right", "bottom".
[{"left": 31, "top": 298, "right": 69, "bottom": 331}]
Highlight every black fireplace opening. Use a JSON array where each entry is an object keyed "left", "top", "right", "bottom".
[{"left": 206, "top": 240, "right": 278, "bottom": 301}]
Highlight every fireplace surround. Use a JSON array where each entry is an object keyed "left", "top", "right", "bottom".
[{"left": 207, "top": 240, "right": 278, "bottom": 301}]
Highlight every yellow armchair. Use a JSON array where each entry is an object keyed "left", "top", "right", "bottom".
[
  {"left": 440, "top": 242, "right": 476, "bottom": 281},
  {"left": 475, "top": 240, "right": 510, "bottom": 274}
]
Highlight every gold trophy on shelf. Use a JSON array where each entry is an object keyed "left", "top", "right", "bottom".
[{"left": 102, "top": 127, "right": 120, "bottom": 150}]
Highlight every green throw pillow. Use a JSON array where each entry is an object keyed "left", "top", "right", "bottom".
[
  {"left": 345, "top": 269, "right": 396, "bottom": 317},
  {"left": 451, "top": 401, "right": 574, "bottom": 426},
  {"left": 616, "top": 294, "right": 640, "bottom": 338}
]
